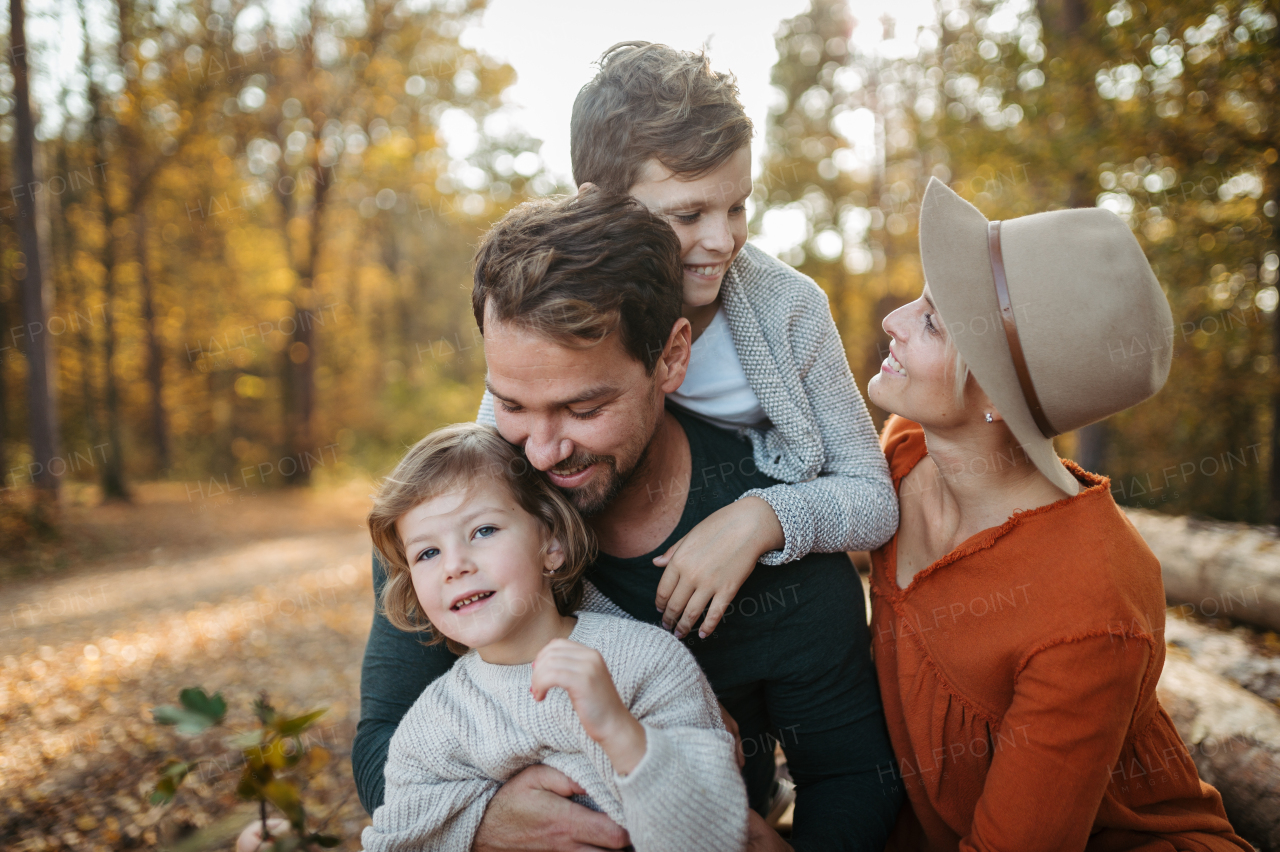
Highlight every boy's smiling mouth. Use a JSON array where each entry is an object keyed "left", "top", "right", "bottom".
[{"left": 686, "top": 263, "right": 725, "bottom": 279}]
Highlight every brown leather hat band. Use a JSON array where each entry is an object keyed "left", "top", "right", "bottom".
[{"left": 988, "top": 220, "right": 1058, "bottom": 439}]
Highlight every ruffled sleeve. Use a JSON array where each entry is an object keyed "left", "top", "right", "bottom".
[{"left": 961, "top": 634, "right": 1151, "bottom": 851}]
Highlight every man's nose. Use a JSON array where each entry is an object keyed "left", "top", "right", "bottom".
[{"left": 523, "top": 421, "right": 574, "bottom": 471}]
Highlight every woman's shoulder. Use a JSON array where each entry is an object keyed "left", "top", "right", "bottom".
[{"left": 879, "top": 415, "right": 929, "bottom": 484}]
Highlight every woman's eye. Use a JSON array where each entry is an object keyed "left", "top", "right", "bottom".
[
  {"left": 474, "top": 525, "right": 497, "bottom": 539},
  {"left": 924, "top": 313, "right": 938, "bottom": 334}
]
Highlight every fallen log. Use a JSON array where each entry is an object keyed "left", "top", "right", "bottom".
[
  {"left": 1125, "top": 508, "right": 1280, "bottom": 633},
  {"left": 1158, "top": 654, "right": 1280, "bottom": 850},
  {"left": 1164, "top": 615, "right": 1280, "bottom": 704}
]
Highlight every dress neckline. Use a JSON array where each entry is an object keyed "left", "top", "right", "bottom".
[{"left": 883, "top": 450, "right": 1107, "bottom": 599}]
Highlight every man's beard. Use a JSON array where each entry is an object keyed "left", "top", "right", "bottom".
[{"left": 553, "top": 440, "right": 653, "bottom": 518}]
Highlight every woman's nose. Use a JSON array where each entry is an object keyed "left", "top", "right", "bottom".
[{"left": 882, "top": 303, "right": 908, "bottom": 339}]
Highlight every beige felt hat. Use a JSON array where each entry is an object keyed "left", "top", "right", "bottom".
[{"left": 918, "top": 177, "right": 1174, "bottom": 495}]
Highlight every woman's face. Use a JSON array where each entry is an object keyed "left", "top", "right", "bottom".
[{"left": 867, "top": 284, "right": 981, "bottom": 428}]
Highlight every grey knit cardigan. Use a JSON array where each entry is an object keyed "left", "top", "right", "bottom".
[{"left": 477, "top": 242, "right": 899, "bottom": 564}]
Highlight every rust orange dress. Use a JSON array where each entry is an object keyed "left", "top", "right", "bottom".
[{"left": 870, "top": 415, "right": 1250, "bottom": 852}]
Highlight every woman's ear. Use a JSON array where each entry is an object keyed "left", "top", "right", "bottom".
[
  {"left": 973, "top": 386, "right": 1005, "bottom": 423},
  {"left": 543, "top": 536, "right": 566, "bottom": 573}
]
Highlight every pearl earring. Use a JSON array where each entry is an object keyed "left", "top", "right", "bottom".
[{"left": 985, "top": 412, "right": 993, "bottom": 423}]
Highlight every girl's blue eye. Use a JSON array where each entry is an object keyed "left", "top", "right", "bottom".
[
  {"left": 418, "top": 547, "right": 439, "bottom": 562},
  {"left": 474, "top": 525, "right": 497, "bottom": 539}
]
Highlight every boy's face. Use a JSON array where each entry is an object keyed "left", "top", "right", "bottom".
[
  {"left": 628, "top": 145, "right": 752, "bottom": 309},
  {"left": 398, "top": 478, "right": 565, "bottom": 663}
]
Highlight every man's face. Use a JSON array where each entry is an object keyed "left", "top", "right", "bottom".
[{"left": 483, "top": 305, "right": 690, "bottom": 516}]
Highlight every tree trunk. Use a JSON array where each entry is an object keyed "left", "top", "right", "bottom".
[
  {"left": 1125, "top": 507, "right": 1280, "bottom": 633},
  {"left": 136, "top": 207, "right": 169, "bottom": 473},
  {"left": 96, "top": 198, "right": 128, "bottom": 500},
  {"left": 1269, "top": 175, "right": 1280, "bottom": 526},
  {"left": 280, "top": 9, "right": 331, "bottom": 487},
  {"left": 9, "top": 0, "right": 59, "bottom": 495},
  {"left": 1158, "top": 656, "right": 1280, "bottom": 849}
]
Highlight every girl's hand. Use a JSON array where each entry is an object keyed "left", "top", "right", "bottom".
[
  {"left": 654, "top": 497, "right": 784, "bottom": 639},
  {"left": 530, "top": 639, "right": 647, "bottom": 775}
]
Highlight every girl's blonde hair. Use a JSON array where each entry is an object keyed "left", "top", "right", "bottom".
[{"left": 368, "top": 423, "right": 596, "bottom": 655}]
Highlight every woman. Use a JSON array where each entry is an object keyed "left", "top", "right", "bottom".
[{"left": 864, "top": 177, "right": 1250, "bottom": 850}]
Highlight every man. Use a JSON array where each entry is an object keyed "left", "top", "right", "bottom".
[{"left": 353, "top": 190, "right": 902, "bottom": 851}]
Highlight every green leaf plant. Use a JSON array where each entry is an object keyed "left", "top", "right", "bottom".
[{"left": 150, "top": 688, "right": 340, "bottom": 850}]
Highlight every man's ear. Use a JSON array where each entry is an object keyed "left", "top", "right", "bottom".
[
  {"left": 656, "top": 318, "right": 693, "bottom": 395},
  {"left": 543, "top": 535, "right": 566, "bottom": 573}
]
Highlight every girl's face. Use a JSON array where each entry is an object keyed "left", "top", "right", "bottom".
[
  {"left": 628, "top": 145, "right": 752, "bottom": 308},
  {"left": 397, "top": 477, "right": 565, "bottom": 664},
  {"left": 868, "top": 284, "right": 982, "bottom": 428}
]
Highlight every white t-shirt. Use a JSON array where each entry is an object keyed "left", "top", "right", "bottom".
[{"left": 668, "top": 306, "right": 768, "bottom": 430}]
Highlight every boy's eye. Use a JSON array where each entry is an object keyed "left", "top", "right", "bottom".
[
  {"left": 673, "top": 212, "right": 700, "bottom": 224},
  {"left": 498, "top": 402, "right": 522, "bottom": 413},
  {"left": 730, "top": 203, "right": 747, "bottom": 215}
]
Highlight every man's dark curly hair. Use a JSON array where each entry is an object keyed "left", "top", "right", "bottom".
[{"left": 472, "top": 187, "right": 684, "bottom": 374}]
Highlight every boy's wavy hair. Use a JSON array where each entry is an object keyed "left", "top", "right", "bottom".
[
  {"left": 570, "top": 41, "right": 754, "bottom": 193},
  {"left": 368, "top": 423, "right": 596, "bottom": 655},
  {"left": 472, "top": 187, "right": 683, "bottom": 374}
]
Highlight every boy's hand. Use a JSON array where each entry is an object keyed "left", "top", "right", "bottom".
[
  {"left": 531, "top": 639, "right": 647, "bottom": 775},
  {"left": 654, "top": 496, "right": 784, "bottom": 639}
]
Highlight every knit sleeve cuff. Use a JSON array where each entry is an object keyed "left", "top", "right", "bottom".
[
  {"left": 476, "top": 389, "right": 497, "bottom": 426},
  {"left": 613, "top": 724, "right": 677, "bottom": 802},
  {"left": 739, "top": 485, "right": 813, "bottom": 565}
]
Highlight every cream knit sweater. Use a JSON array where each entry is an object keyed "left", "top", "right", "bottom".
[{"left": 359, "top": 611, "right": 748, "bottom": 852}]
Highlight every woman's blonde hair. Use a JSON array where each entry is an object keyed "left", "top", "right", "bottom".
[{"left": 368, "top": 423, "right": 596, "bottom": 655}]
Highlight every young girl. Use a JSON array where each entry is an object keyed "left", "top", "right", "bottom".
[
  {"left": 359, "top": 423, "right": 748, "bottom": 852},
  {"left": 479, "top": 41, "right": 898, "bottom": 642}
]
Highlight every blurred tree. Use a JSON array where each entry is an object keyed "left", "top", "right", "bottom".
[
  {"left": 761, "top": 0, "right": 1279, "bottom": 523},
  {"left": 9, "top": 0, "right": 58, "bottom": 496},
  {"left": 0, "top": 0, "right": 551, "bottom": 532}
]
